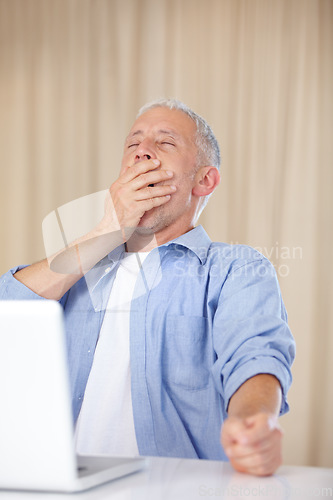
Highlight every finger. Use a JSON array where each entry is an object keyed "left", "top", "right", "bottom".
[
  {"left": 120, "top": 159, "right": 161, "bottom": 183},
  {"left": 239, "top": 415, "right": 282, "bottom": 447},
  {"left": 226, "top": 428, "right": 282, "bottom": 476},
  {"left": 131, "top": 169, "right": 174, "bottom": 191},
  {"left": 138, "top": 194, "right": 172, "bottom": 212},
  {"left": 228, "top": 433, "right": 281, "bottom": 466},
  {"left": 225, "top": 427, "right": 281, "bottom": 460},
  {"left": 221, "top": 418, "right": 248, "bottom": 448},
  {"left": 230, "top": 451, "right": 281, "bottom": 477},
  {"left": 135, "top": 184, "right": 177, "bottom": 201},
  {"left": 229, "top": 442, "right": 282, "bottom": 476}
]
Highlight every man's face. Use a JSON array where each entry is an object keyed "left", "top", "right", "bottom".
[{"left": 121, "top": 107, "right": 201, "bottom": 241}]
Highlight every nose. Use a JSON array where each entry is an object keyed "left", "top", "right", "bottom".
[
  {"left": 136, "top": 153, "right": 151, "bottom": 161},
  {"left": 134, "top": 139, "right": 156, "bottom": 163}
]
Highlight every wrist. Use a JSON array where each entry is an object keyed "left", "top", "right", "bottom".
[{"left": 93, "top": 218, "right": 121, "bottom": 238}]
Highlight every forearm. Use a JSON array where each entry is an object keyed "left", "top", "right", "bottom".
[
  {"left": 14, "top": 159, "right": 175, "bottom": 301},
  {"left": 14, "top": 223, "right": 123, "bottom": 301},
  {"left": 222, "top": 374, "right": 283, "bottom": 476},
  {"left": 14, "top": 259, "right": 79, "bottom": 301},
  {"left": 227, "top": 374, "right": 282, "bottom": 419}
]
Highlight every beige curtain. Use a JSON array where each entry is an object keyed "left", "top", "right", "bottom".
[{"left": 0, "top": 0, "right": 332, "bottom": 468}]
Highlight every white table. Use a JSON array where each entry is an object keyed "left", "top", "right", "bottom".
[{"left": 0, "top": 457, "right": 332, "bottom": 499}]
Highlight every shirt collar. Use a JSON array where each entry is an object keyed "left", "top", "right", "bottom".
[
  {"left": 105, "top": 225, "right": 212, "bottom": 265},
  {"left": 162, "top": 225, "right": 212, "bottom": 265},
  {"left": 106, "top": 243, "right": 126, "bottom": 263},
  {"left": 83, "top": 243, "right": 125, "bottom": 294},
  {"left": 86, "top": 225, "right": 212, "bottom": 292}
]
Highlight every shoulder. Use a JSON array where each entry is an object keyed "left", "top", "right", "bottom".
[
  {"left": 204, "top": 242, "right": 280, "bottom": 291},
  {"left": 207, "top": 242, "right": 270, "bottom": 270}
]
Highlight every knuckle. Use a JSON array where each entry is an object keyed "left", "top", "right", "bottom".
[
  {"left": 140, "top": 172, "right": 149, "bottom": 183},
  {"left": 109, "top": 182, "right": 118, "bottom": 195},
  {"left": 116, "top": 184, "right": 126, "bottom": 196}
]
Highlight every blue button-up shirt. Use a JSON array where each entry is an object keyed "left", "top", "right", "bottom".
[{"left": 0, "top": 225, "right": 295, "bottom": 461}]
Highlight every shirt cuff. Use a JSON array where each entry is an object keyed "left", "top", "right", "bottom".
[
  {"left": 223, "top": 356, "right": 292, "bottom": 416},
  {"left": 0, "top": 266, "right": 47, "bottom": 301}
]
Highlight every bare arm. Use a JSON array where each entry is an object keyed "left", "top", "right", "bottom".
[
  {"left": 221, "top": 374, "right": 284, "bottom": 476},
  {"left": 227, "top": 373, "right": 282, "bottom": 418},
  {"left": 13, "top": 225, "right": 124, "bottom": 300},
  {"left": 14, "top": 159, "right": 175, "bottom": 300}
]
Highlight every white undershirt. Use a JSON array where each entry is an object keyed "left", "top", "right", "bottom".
[{"left": 74, "top": 252, "right": 148, "bottom": 457}]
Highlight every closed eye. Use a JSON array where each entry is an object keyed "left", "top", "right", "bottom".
[{"left": 128, "top": 143, "right": 139, "bottom": 149}]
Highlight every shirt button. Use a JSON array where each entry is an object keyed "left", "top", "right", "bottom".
[{"left": 104, "top": 267, "right": 111, "bottom": 274}]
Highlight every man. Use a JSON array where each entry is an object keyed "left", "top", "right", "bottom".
[{"left": 0, "top": 99, "right": 295, "bottom": 476}]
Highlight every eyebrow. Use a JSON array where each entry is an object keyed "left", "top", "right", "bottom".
[{"left": 125, "top": 129, "right": 182, "bottom": 142}]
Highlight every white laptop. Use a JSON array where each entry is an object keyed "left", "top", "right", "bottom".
[{"left": 0, "top": 300, "right": 145, "bottom": 492}]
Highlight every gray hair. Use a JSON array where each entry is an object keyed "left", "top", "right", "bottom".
[{"left": 137, "top": 98, "right": 221, "bottom": 170}]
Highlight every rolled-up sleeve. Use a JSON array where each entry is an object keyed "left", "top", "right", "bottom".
[
  {"left": 0, "top": 267, "right": 69, "bottom": 308},
  {"left": 211, "top": 256, "right": 296, "bottom": 416},
  {"left": 0, "top": 266, "right": 46, "bottom": 300}
]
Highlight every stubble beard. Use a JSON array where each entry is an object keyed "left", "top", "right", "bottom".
[
  {"left": 125, "top": 205, "right": 170, "bottom": 252},
  {"left": 136, "top": 203, "right": 171, "bottom": 235}
]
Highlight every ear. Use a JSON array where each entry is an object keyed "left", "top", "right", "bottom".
[{"left": 192, "top": 166, "right": 220, "bottom": 197}]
